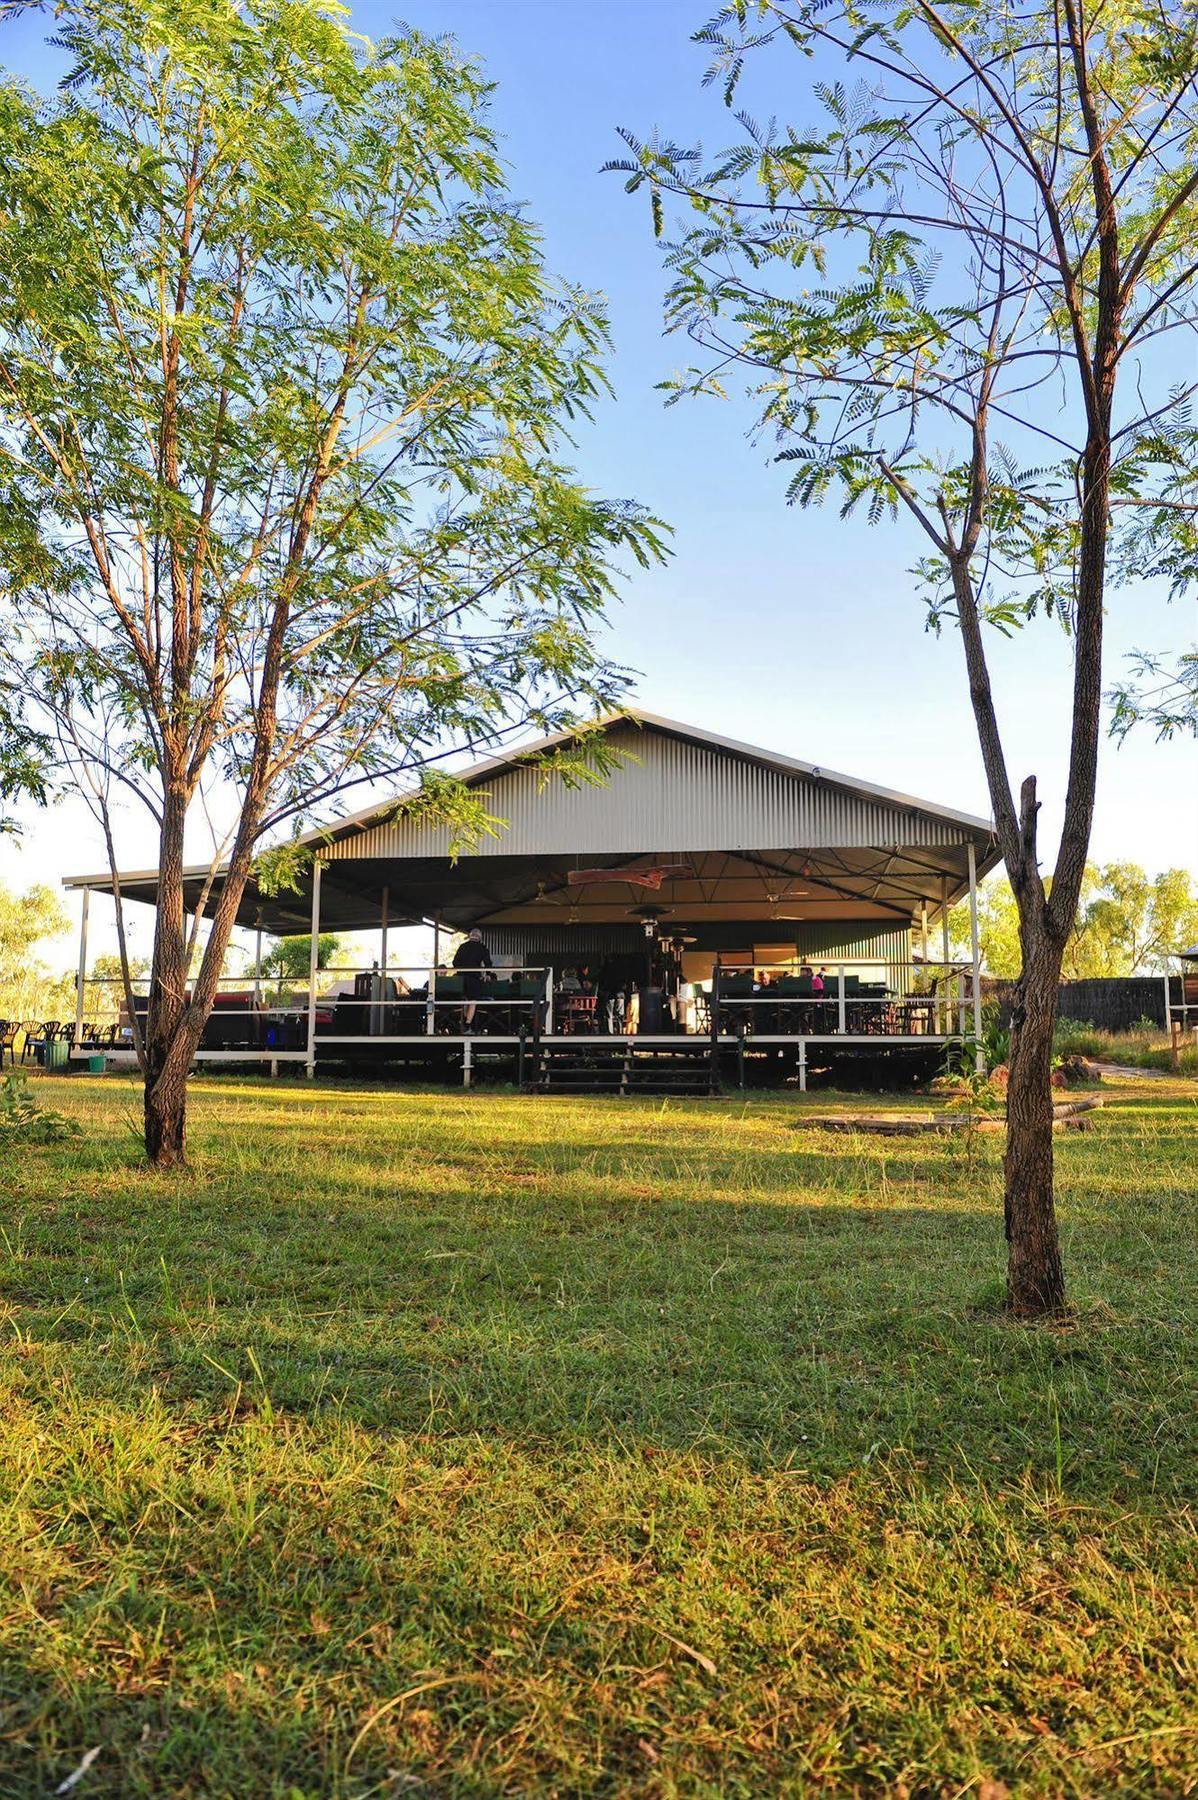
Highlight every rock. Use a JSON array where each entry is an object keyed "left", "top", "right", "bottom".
[{"left": 1057, "top": 1054, "right": 1102, "bottom": 1087}]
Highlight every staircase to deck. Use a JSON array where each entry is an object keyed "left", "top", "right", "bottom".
[{"left": 520, "top": 1035, "right": 720, "bottom": 1098}]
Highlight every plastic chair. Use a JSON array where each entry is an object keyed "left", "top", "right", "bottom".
[{"left": 23, "top": 1021, "right": 61, "bottom": 1064}]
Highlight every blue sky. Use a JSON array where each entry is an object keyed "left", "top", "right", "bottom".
[{"left": 3, "top": 0, "right": 1196, "bottom": 959}]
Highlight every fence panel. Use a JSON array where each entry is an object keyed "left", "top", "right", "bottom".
[{"left": 981, "top": 976, "right": 1170, "bottom": 1031}]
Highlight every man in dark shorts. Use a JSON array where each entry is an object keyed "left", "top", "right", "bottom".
[{"left": 452, "top": 928, "right": 492, "bottom": 1032}]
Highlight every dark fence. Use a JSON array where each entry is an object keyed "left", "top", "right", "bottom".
[{"left": 982, "top": 975, "right": 1177, "bottom": 1032}]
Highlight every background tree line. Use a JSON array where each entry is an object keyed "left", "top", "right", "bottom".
[{"left": 952, "top": 865, "right": 1198, "bottom": 980}]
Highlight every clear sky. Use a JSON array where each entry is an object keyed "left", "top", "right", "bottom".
[{"left": 2, "top": 0, "right": 1196, "bottom": 967}]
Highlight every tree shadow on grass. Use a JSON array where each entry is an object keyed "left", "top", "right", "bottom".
[{"left": 8, "top": 1142, "right": 1196, "bottom": 1507}]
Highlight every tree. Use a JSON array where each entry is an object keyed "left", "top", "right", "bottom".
[
  {"left": 1065, "top": 863, "right": 1198, "bottom": 976},
  {"left": 250, "top": 932, "right": 342, "bottom": 984},
  {"left": 949, "top": 879, "right": 1023, "bottom": 980},
  {"left": 615, "top": 0, "right": 1198, "bottom": 1313},
  {"left": 0, "top": 1, "right": 664, "bottom": 1165},
  {"left": 953, "top": 865, "right": 1198, "bottom": 977},
  {"left": 87, "top": 950, "right": 151, "bottom": 1017},
  {"left": 0, "top": 880, "right": 72, "bottom": 1021}
]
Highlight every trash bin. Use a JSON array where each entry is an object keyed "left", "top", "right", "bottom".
[
  {"left": 637, "top": 986, "right": 665, "bottom": 1034},
  {"left": 46, "top": 1038, "right": 69, "bottom": 1072},
  {"left": 87, "top": 1053, "right": 106, "bottom": 1075}
]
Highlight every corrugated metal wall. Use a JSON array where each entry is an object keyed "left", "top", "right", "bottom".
[
  {"left": 486, "top": 924, "right": 645, "bottom": 966},
  {"left": 326, "top": 724, "right": 978, "bottom": 862}
]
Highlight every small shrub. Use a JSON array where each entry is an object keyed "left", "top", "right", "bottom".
[
  {"left": 0, "top": 1071, "right": 81, "bottom": 1146},
  {"left": 938, "top": 1036, "right": 1004, "bottom": 1110}
]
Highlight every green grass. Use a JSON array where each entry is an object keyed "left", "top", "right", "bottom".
[{"left": 2, "top": 1073, "right": 1197, "bottom": 1797}]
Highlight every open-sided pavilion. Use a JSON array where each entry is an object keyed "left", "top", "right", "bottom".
[{"left": 64, "top": 710, "right": 1000, "bottom": 1088}]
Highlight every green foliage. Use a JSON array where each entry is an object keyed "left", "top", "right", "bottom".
[
  {"left": 948, "top": 876, "right": 1024, "bottom": 978},
  {"left": 614, "top": 1, "right": 1198, "bottom": 620},
  {"left": 1067, "top": 863, "right": 1198, "bottom": 977},
  {"left": 952, "top": 865, "right": 1198, "bottom": 977},
  {"left": 979, "top": 1002, "right": 1011, "bottom": 1069},
  {"left": 0, "top": 1069, "right": 79, "bottom": 1145},
  {"left": 1111, "top": 646, "right": 1198, "bottom": 740},
  {"left": 0, "top": 0, "right": 667, "bottom": 1091},
  {"left": 88, "top": 951, "right": 150, "bottom": 989},
  {"left": 250, "top": 932, "right": 342, "bottom": 983},
  {"left": 0, "top": 880, "right": 72, "bottom": 1021},
  {"left": 938, "top": 1034, "right": 1003, "bottom": 1109}
]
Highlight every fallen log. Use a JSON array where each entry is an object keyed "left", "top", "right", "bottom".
[{"left": 801, "top": 1097, "right": 1104, "bottom": 1137}]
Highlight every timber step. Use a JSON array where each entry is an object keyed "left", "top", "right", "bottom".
[{"left": 522, "top": 1039, "right": 720, "bottom": 1097}]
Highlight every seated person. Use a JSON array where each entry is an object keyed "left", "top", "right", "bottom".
[
  {"left": 811, "top": 966, "right": 826, "bottom": 993},
  {"left": 558, "top": 966, "right": 582, "bottom": 994}
]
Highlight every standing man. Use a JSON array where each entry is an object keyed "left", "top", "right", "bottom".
[{"left": 453, "top": 927, "right": 492, "bottom": 1033}]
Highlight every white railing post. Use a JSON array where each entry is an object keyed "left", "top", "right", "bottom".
[
  {"left": 426, "top": 963, "right": 437, "bottom": 1036},
  {"left": 940, "top": 874, "right": 951, "bottom": 1036},
  {"left": 968, "top": 842, "right": 983, "bottom": 1069},
  {"left": 306, "top": 859, "right": 322, "bottom": 1078},
  {"left": 837, "top": 964, "right": 846, "bottom": 1034},
  {"left": 74, "top": 887, "right": 90, "bottom": 1049}
]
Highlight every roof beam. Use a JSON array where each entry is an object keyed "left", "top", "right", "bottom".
[{"left": 739, "top": 850, "right": 914, "bottom": 923}]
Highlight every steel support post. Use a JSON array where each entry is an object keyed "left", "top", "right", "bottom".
[{"left": 306, "top": 859, "right": 322, "bottom": 1078}]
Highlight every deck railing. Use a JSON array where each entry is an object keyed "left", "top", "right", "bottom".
[
  {"left": 708, "top": 960, "right": 976, "bottom": 1039},
  {"left": 71, "top": 965, "right": 556, "bottom": 1055},
  {"left": 312, "top": 965, "right": 553, "bottom": 1039},
  {"left": 70, "top": 956, "right": 979, "bottom": 1064}
]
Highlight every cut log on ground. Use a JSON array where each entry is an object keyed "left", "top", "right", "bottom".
[{"left": 801, "top": 1098, "right": 1105, "bottom": 1137}]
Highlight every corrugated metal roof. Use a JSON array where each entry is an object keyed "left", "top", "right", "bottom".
[
  {"left": 62, "top": 709, "right": 1000, "bottom": 930},
  {"left": 322, "top": 714, "right": 995, "bottom": 863}
]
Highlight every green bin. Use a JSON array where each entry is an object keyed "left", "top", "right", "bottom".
[
  {"left": 87, "top": 1053, "right": 106, "bottom": 1075},
  {"left": 45, "top": 1038, "right": 69, "bottom": 1072}
]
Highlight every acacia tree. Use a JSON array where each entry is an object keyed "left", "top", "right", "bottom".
[
  {"left": 614, "top": 0, "right": 1198, "bottom": 1313},
  {"left": 0, "top": 0, "right": 663, "bottom": 1164}
]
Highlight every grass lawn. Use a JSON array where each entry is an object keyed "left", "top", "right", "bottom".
[{"left": 2, "top": 1072, "right": 1196, "bottom": 1798}]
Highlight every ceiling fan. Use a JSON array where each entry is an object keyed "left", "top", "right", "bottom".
[{"left": 762, "top": 884, "right": 810, "bottom": 919}]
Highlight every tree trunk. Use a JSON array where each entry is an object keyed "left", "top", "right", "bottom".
[
  {"left": 1004, "top": 923, "right": 1067, "bottom": 1316},
  {"left": 144, "top": 1046, "right": 189, "bottom": 1168},
  {"left": 142, "top": 782, "right": 190, "bottom": 1166}
]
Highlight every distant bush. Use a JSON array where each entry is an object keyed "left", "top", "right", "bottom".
[{"left": 1051, "top": 1018, "right": 1197, "bottom": 1075}]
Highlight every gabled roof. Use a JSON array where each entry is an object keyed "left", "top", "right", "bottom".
[
  {"left": 302, "top": 706, "right": 997, "bottom": 850},
  {"left": 62, "top": 706, "right": 999, "bottom": 932}
]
